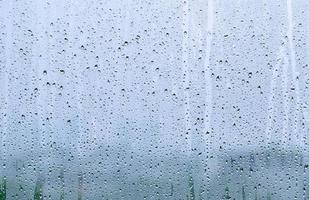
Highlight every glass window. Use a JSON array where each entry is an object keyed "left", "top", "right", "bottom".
[{"left": 0, "top": 0, "right": 308, "bottom": 199}]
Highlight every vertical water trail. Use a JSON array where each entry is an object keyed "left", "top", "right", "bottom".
[
  {"left": 32, "top": 0, "right": 50, "bottom": 196},
  {"left": 32, "top": 0, "right": 48, "bottom": 176},
  {"left": 287, "top": 1, "right": 305, "bottom": 196},
  {"left": 203, "top": 0, "right": 214, "bottom": 196},
  {"left": 265, "top": 0, "right": 300, "bottom": 149},
  {"left": 2, "top": 0, "right": 13, "bottom": 181},
  {"left": 203, "top": 0, "right": 213, "bottom": 136},
  {"left": 68, "top": 0, "right": 85, "bottom": 183},
  {"left": 203, "top": 0, "right": 213, "bottom": 142},
  {"left": 281, "top": 52, "right": 289, "bottom": 148},
  {"left": 182, "top": 0, "right": 192, "bottom": 156},
  {"left": 287, "top": 0, "right": 301, "bottom": 146},
  {"left": 265, "top": 44, "right": 285, "bottom": 145}
]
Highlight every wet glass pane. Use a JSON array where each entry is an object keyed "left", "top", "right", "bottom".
[{"left": 0, "top": 0, "right": 309, "bottom": 199}]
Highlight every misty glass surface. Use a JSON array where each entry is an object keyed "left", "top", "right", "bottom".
[{"left": 0, "top": 0, "right": 309, "bottom": 199}]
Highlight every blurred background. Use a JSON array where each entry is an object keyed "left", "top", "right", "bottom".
[{"left": 1, "top": 0, "right": 309, "bottom": 199}]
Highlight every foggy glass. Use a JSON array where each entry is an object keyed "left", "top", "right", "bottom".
[{"left": 0, "top": 0, "right": 309, "bottom": 199}]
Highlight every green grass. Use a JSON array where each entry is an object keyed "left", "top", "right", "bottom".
[
  {"left": 34, "top": 178, "right": 44, "bottom": 200},
  {"left": 0, "top": 178, "right": 6, "bottom": 200}
]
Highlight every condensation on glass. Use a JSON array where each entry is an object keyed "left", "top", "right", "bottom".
[{"left": 0, "top": 0, "right": 309, "bottom": 199}]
